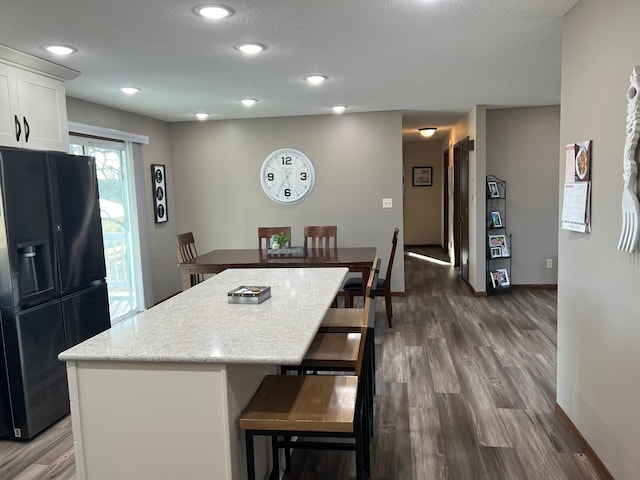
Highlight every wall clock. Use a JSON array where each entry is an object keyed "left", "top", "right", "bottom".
[{"left": 260, "top": 148, "right": 315, "bottom": 204}]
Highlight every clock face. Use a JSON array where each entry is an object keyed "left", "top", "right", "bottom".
[{"left": 260, "top": 148, "right": 316, "bottom": 204}]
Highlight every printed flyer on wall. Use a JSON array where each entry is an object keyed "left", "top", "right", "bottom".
[{"left": 561, "top": 140, "right": 592, "bottom": 232}]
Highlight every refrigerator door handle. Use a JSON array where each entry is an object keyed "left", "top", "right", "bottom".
[{"left": 14, "top": 115, "right": 21, "bottom": 142}]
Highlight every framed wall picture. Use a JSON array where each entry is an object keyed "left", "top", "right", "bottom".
[
  {"left": 490, "top": 246, "right": 502, "bottom": 258},
  {"left": 413, "top": 166, "right": 432, "bottom": 186},
  {"left": 151, "top": 164, "right": 168, "bottom": 224}
]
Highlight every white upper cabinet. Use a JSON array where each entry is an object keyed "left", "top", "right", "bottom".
[
  {"left": 0, "top": 63, "right": 21, "bottom": 148},
  {"left": 0, "top": 63, "right": 69, "bottom": 151}
]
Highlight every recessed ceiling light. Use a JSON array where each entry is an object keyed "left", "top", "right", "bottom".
[
  {"left": 195, "top": 113, "right": 209, "bottom": 120},
  {"left": 120, "top": 87, "right": 140, "bottom": 95},
  {"left": 419, "top": 127, "right": 437, "bottom": 138},
  {"left": 304, "top": 75, "right": 327, "bottom": 85},
  {"left": 235, "top": 43, "right": 266, "bottom": 55},
  {"left": 43, "top": 45, "right": 76, "bottom": 56},
  {"left": 195, "top": 5, "right": 233, "bottom": 19},
  {"left": 332, "top": 105, "right": 347, "bottom": 114},
  {"left": 241, "top": 99, "right": 257, "bottom": 107}
]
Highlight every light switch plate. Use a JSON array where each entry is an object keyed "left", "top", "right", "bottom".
[{"left": 382, "top": 198, "right": 392, "bottom": 208}]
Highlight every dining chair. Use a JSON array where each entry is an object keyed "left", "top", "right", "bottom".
[
  {"left": 240, "top": 323, "right": 371, "bottom": 480},
  {"left": 303, "top": 225, "right": 337, "bottom": 252},
  {"left": 176, "top": 232, "right": 204, "bottom": 287},
  {"left": 258, "top": 226, "right": 291, "bottom": 250},
  {"left": 343, "top": 227, "right": 399, "bottom": 328}
]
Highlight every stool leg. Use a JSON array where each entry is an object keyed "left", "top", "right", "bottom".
[
  {"left": 345, "top": 291, "right": 353, "bottom": 308},
  {"left": 355, "top": 420, "right": 365, "bottom": 480},
  {"left": 283, "top": 435, "right": 292, "bottom": 471},
  {"left": 245, "top": 431, "right": 256, "bottom": 480},
  {"left": 270, "top": 435, "right": 280, "bottom": 479}
]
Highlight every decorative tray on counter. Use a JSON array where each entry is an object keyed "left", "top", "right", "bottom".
[
  {"left": 266, "top": 246, "right": 305, "bottom": 257},
  {"left": 227, "top": 286, "right": 271, "bottom": 304}
]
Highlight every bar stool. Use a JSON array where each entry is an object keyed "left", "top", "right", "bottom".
[{"left": 239, "top": 324, "right": 371, "bottom": 480}]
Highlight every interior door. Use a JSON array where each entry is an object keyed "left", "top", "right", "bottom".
[
  {"left": 453, "top": 145, "right": 461, "bottom": 267},
  {"left": 443, "top": 149, "right": 449, "bottom": 254},
  {"left": 460, "top": 139, "right": 471, "bottom": 282}
]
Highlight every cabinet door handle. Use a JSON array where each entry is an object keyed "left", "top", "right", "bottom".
[
  {"left": 23, "top": 117, "right": 30, "bottom": 143},
  {"left": 14, "top": 115, "right": 21, "bottom": 142}
]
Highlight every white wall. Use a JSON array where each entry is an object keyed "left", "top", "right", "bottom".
[
  {"left": 169, "top": 111, "right": 406, "bottom": 292},
  {"left": 558, "top": 1, "right": 640, "bottom": 479},
  {"left": 487, "top": 106, "right": 560, "bottom": 285},
  {"left": 66, "top": 98, "right": 180, "bottom": 304},
  {"left": 403, "top": 140, "right": 442, "bottom": 245}
]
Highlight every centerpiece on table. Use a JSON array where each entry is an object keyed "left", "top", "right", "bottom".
[{"left": 267, "top": 232, "right": 305, "bottom": 257}]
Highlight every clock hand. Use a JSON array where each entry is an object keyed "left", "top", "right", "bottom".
[{"left": 277, "top": 169, "right": 292, "bottom": 195}]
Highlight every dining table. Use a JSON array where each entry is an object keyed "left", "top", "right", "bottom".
[{"left": 177, "top": 246, "right": 377, "bottom": 295}]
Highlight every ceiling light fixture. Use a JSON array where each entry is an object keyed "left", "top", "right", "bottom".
[
  {"left": 195, "top": 113, "right": 209, "bottom": 120},
  {"left": 419, "top": 127, "right": 437, "bottom": 138},
  {"left": 195, "top": 5, "right": 233, "bottom": 19},
  {"left": 304, "top": 75, "right": 327, "bottom": 85},
  {"left": 241, "top": 98, "right": 257, "bottom": 107},
  {"left": 120, "top": 87, "right": 140, "bottom": 95},
  {"left": 43, "top": 45, "right": 76, "bottom": 56},
  {"left": 332, "top": 105, "right": 347, "bottom": 114},
  {"left": 235, "top": 43, "right": 265, "bottom": 55}
]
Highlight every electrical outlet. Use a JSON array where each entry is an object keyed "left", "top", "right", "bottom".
[
  {"left": 382, "top": 198, "right": 392, "bottom": 208},
  {"left": 546, "top": 259, "right": 553, "bottom": 269}
]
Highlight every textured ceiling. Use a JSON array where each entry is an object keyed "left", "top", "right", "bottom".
[{"left": 0, "top": 0, "right": 578, "bottom": 140}]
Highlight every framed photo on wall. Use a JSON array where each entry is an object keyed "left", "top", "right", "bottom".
[
  {"left": 413, "top": 166, "right": 432, "bottom": 186},
  {"left": 151, "top": 164, "right": 168, "bottom": 224}
]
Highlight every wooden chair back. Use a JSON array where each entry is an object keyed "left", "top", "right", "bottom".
[
  {"left": 304, "top": 225, "right": 337, "bottom": 251},
  {"left": 258, "top": 226, "right": 291, "bottom": 250},
  {"left": 176, "top": 232, "right": 203, "bottom": 286},
  {"left": 176, "top": 232, "right": 198, "bottom": 263},
  {"left": 383, "top": 228, "right": 400, "bottom": 292}
]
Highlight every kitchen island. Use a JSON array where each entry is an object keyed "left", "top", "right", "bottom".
[{"left": 59, "top": 267, "right": 348, "bottom": 480}]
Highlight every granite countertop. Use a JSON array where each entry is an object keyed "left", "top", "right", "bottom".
[{"left": 59, "top": 267, "right": 348, "bottom": 365}]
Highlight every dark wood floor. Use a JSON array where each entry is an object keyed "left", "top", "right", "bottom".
[{"left": 0, "top": 247, "right": 605, "bottom": 479}]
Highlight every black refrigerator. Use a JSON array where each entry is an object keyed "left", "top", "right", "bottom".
[{"left": 0, "top": 147, "right": 111, "bottom": 440}]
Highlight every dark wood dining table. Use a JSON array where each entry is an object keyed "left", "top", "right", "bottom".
[{"left": 178, "top": 247, "right": 377, "bottom": 294}]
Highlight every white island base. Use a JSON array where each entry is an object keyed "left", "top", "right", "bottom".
[{"left": 66, "top": 360, "right": 274, "bottom": 480}]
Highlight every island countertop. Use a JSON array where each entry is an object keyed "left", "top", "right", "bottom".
[{"left": 59, "top": 267, "right": 348, "bottom": 365}]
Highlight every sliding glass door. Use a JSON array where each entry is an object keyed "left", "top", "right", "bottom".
[{"left": 70, "top": 137, "right": 144, "bottom": 323}]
